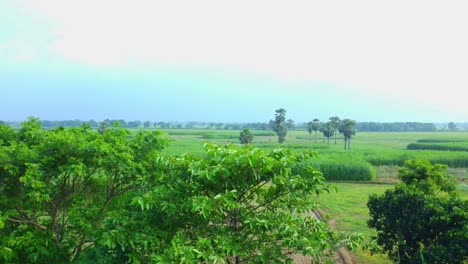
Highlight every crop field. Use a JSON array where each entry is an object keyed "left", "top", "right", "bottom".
[
  {"left": 154, "top": 129, "right": 468, "bottom": 263},
  {"left": 158, "top": 129, "right": 468, "bottom": 171},
  {"left": 157, "top": 128, "right": 468, "bottom": 188}
]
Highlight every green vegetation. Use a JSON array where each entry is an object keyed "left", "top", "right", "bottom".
[
  {"left": 339, "top": 119, "right": 357, "bottom": 150},
  {"left": 1, "top": 119, "right": 362, "bottom": 263},
  {"left": 295, "top": 155, "right": 376, "bottom": 181},
  {"left": 407, "top": 142, "right": 468, "bottom": 151},
  {"left": 316, "top": 183, "right": 392, "bottom": 264},
  {"left": 270, "top": 108, "right": 288, "bottom": 143},
  {"left": 0, "top": 118, "right": 168, "bottom": 263},
  {"left": 238, "top": 128, "right": 253, "bottom": 144},
  {"left": 146, "top": 144, "right": 359, "bottom": 263},
  {"left": 368, "top": 160, "right": 468, "bottom": 263},
  {"left": 2, "top": 117, "right": 468, "bottom": 263}
]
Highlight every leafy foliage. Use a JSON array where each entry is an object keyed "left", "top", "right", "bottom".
[
  {"left": 0, "top": 117, "right": 167, "bottom": 263},
  {"left": 1, "top": 119, "right": 362, "bottom": 263},
  {"left": 138, "top": 144, "right": 359, "bottom": 263},
  {"left": 367, "top": 159, "right": 467, "bottom": 263}
]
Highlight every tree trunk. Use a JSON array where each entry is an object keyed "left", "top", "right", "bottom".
[
  {"left": 334, "top": 130, "right": 337, "bottom": 144},
  {"left": 344, "top": 138, "right": 347, "bottom": 150},
  {"left": 348, "top": 138, "right": 351, "bottom": 149}
]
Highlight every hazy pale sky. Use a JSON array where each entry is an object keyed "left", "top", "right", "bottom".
[{"left": 1, "top": 0, "right": 467, "bottom": 122}]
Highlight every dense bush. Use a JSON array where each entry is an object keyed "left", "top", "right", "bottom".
[{"left": 368, "top": 160, "right": 467, "bottom": 263}]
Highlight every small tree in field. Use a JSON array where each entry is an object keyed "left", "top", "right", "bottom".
[
  {"left": 367, "top": 159, "right": 467, "bottom": 264},
  {"left": 239, "top": 128, "right": 253, "bottom": 144}
]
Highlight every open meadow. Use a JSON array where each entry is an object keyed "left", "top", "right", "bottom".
[{"left": 156, "top": 129, "right": 468, "bottom": 263}]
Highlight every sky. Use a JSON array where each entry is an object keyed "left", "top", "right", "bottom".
[{"left": 1, "top": 0, "right": 467, "bottom": 122}]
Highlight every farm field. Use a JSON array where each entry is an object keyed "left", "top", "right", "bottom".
[
  {"left": 156, "top": 129, "right": 468, "bottom": 263},
  {"left": 158, "top": 129, "right": 468, "bottom": 171}
]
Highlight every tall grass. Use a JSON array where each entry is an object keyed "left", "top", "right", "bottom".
[
  {"left": 407, "top": 143, "right": 468, "bottom": 152},
  {"left": 363, "top": 150, "right": 468, "bottom": 168},
  {"left": 294, "top": 155, "right": 376, "bottom": 181},
  {"left": 417, "top": 139, "right": 465, "bottom": 143}
]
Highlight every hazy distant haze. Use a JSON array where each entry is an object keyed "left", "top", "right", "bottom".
[{"left": 1, "top": 0, "right": 467, "bottom": 122}]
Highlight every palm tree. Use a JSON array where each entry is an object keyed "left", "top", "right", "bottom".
[
  {"left": 312, "top": 118, "right": 320, "bottom": 143},
  {"left": 329, "top": 116, "right": 340, "bottom": 144},
  {"left": 339, "top": 119, "right": 357, "bottom": 149}
]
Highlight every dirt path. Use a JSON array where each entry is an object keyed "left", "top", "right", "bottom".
[{"left": 291, "top": 210, "right": 355, "bottom": 264}]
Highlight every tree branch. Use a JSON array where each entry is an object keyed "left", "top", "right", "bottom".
[{"left": 6, "top": 217, "right": 47, "bottom": 230}]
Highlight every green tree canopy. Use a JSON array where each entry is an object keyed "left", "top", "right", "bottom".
[
  {"left": 367, "top": 159, "right": 467, "bottom": 263},
  {"left": 139, "top": 144, "right": 359, "bottom": 263},
  {"left": 0, "top": 117, "right": 168, "bottom": 263}
]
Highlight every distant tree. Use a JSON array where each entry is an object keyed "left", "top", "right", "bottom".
[
  {"left": 270, "top": 108, "right": 288, "bottom": 143},
  {"left": 448, "top": 122, "right": 457, "bottom": 131},
  {"left": 319, "top": 123, "right": 326, "bottom": 143},
  {"left": 215, "top": 123, "right": 224, "bottom": 130},
  {"left": 144, "top": 121, "right": 152, "bottom": 128},
  {"left": 286, "top": 119, "right": 295, "bottom": 138},
  {"left": 339, "top": 119, "right": 357, "bottom": 150},
  {"left": 329, "top": 116, "right": 340, "bottom": 144},
  {"left": 127, "top": 120, "right": 142, "bottom": 128},
  {"left": 311, "top": 119, "right": 320, "bottom": 143},
  {"left": 368, "top": 159, "right": 467, "bottom": 263},
  {"left": 88, "top": 119, "right": 99, "bottom": 128},
  {"left": 239, "top": 128, "right": 254, "bottom": 144},
  {"left": 98, "top": 120, "right": 110, "bottom": 134},
  {"left": 306, "top": 122, "right": 314, "bottom": 142},
  {"left": 322, "top": 122, "right": 335, "bottom": 144}
]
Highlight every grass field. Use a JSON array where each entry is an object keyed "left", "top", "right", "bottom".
[
  {"left": 152, "top": 129, "right": 468, "bottom": 263},
  {"left": 158, "top": 129, "right": 468, "bottom": 167},
  {"left": 316, "top": 183, "right": 393, "bottom": 264}
]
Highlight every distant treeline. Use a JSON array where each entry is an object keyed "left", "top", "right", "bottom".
[
  {"left": 356, "top": 122, "right": 437, "bottom": 132},
  {"left": 0, "top": 119, "right": 460, "bottom": 132}
]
